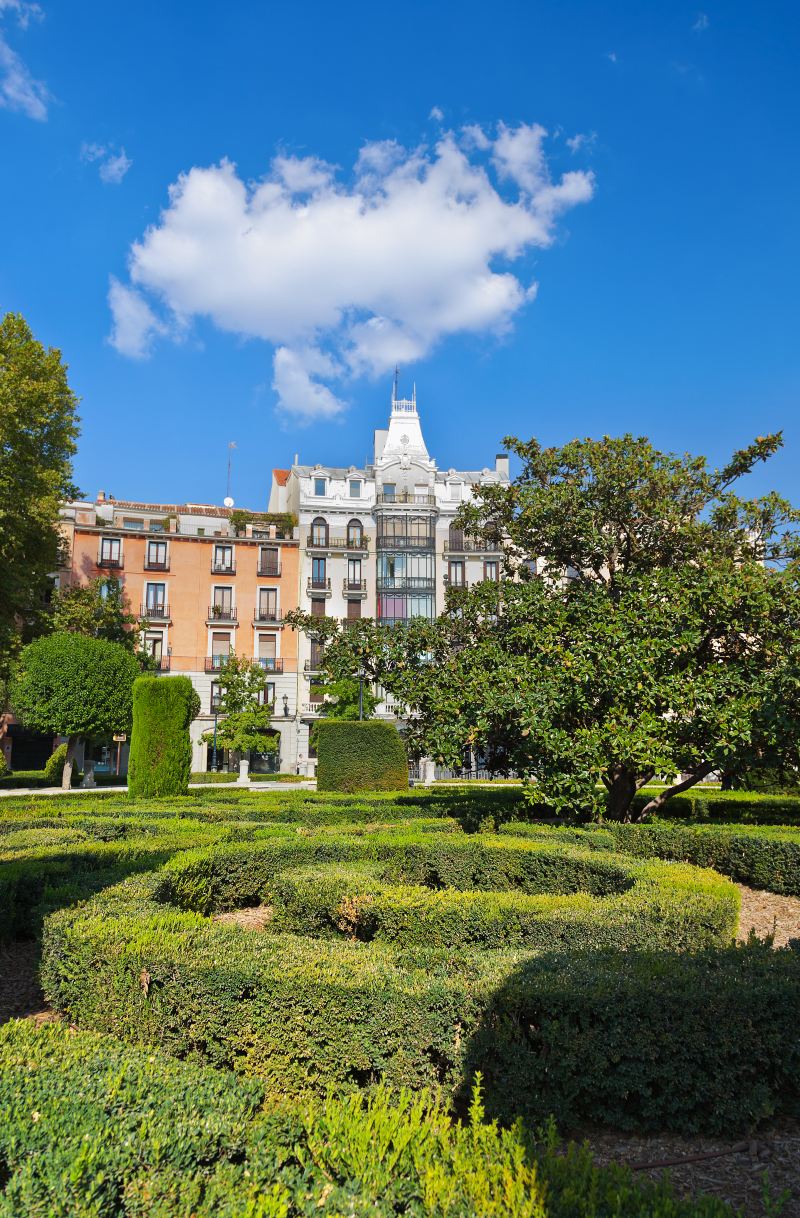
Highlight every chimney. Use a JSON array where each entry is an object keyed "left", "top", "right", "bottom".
[
  {"left": 495, "top": 453, "right": 510, "bottom": 481},
  {"left": 97, "top": 490, "right": 105, "bottom": 502}
]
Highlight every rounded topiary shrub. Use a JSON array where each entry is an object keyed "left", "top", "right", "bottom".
[
  {"left": 315, "top": 719, "right": 408, "bottom": 792},
  {"left": 128, "top": 676, "right": 200, "bottom": 798}
]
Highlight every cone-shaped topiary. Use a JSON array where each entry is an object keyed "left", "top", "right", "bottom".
[
  {"left": 315, "top": 719, "right": 408, "bottom": 792},
  {"left": 128, "top": 676, "right": 200, "bottom": 798}
]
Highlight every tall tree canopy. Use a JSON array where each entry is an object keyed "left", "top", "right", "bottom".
[
  {"left": 0, "top": 313, "right": 80, "bottom": 678},
  {"left": 50, "top": 577, "right": 142, "bottom": 650},
  {"left": 289, "top": 433, "right": 800, "bottom": 820}
]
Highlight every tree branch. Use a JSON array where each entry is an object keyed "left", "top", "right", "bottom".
[{"left": 638, "top": 761, "right": 715, "bottom": 818}]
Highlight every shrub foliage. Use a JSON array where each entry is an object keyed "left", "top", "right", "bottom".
[
  {"left": 128, "top": 676, "right": 200, "bottom": 798},
  {"left": 316, "top": 719, "right": 408, "bottom": 793}
]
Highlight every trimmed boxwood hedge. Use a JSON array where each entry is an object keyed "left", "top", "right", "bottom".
[
  {"left": 636, "top": 789, "right": 800, "bottom": 826},
  {"left": 315, "top": 718, "right": 408, "bottom": 793},
  {"left": 43, "top": 826, "right": 793, "bottom": 1135},
  {"left": 128, "top": 675, "right": 199, "bottom": 798},
  {"left": 0, "top": 1021, "right": 734, "bottom": 1218}
]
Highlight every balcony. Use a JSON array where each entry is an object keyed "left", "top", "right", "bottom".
[
  {"left": 444, "top": 538, "right": 502, "bottom": 553},
  {"left": 443, "top": 575, "right": 468, "bottom": 588},
  {"left": 211, "top": 560, "right": 236, "bottom": 575},
  {"left": 376, "top": 537, "right": 436, "bottom": 552},
  {"left": 141, "top": 602, "right": 170, "bottom": 619},
  {"left": 207, "top": 605, "right": 237, "bottom": 622},
  {"left": 97, "top": 554, "right": 123, "bottom": 569},
  {"left": 205, "top": 655, "right": 232, "bottom": 673},
  {"left": 306, "top": 534, "right": 369, "bottom": 551},
  {"left": 257, "top": 562, "right": 282, "bottom": 577},
  {"left": 376, "top": 577, "right": 435, "bottom": 592},
  {"left": 343, "top": 578, "right": 367, "bottom": 597},
  {"left": 376, "top": 491, "right": 436, "bottom": 507},
  {"left": 307, "top": 576, "right": 332, "bottom": 596},
  {"left": 254, "top": 607, "right": 282, "bottom": 624},
  {"left": 255, "top": 657, "right": 284, "bottom": 673},
  {"left": 151, "top": 656, "right": 171, "bottom": 673},
  {"left": 144, "top": 557, "right": 170, "bottom": 571},
  {"left": 301, "top": 701, "right": 324, "bottom": 715}
]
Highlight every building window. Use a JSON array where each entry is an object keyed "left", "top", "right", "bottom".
[
  {"left": 314, "top": 477, "right": 327, "bottom": 497},
  {"left": 144, "top": 632, "right": 163, "bottom": 662},
  {"left": 213, "top": 544, "right": 234, "bottom": 572},
  {"left": 257, "top": 635, "right": 277, "bottom": 669},
  {"left": 347, "top": 558, "right": 362, "bottom": 588},
  {"left": 382, "top": 483, "right": 396, "bottom": 500},
  {"left": 311, "top": 556, "right": 327, "bottom": 589},
  {"left": 310, "top": 517, "right": 328, "bottom": 547},
  {"left": 448, "top": 524, "right": 465, "bottom": 551},
  {"left": 258, "top": 681, "right": 276, "bottom": 707},
  {"left": 211, "top": 586, "right": 234, "bottom": 619},
  {"left": 257, "top": 588, "right": 278, "bottom": 620},
  {"left": 310, "top": 598, "right": 326, "bottom": 618},
  {"left": 310, "top": 639, "right": 325, "bottom": 668},
  {"left": 146, "top": 539, "right": 168, "bottom": 569},
  {"left": 484, "top": 560, "right": 499, "bottom": 582},
  {"left": 99, "top": 537, "right": 121, "bottom": 566},
  {"left": 123, "top": 517, "right": 144, "bottom": 530},
  {"left": 346, "top": 519, "right": 363, "bottom": 547},
  {"left": 349, "top": 479, "right": 361, "bottom": 498},
  {"left": 347, "top": 599, "right": 362, "bottom": 621},
  {"left": 258, "top": 546, "right": 280, "bottom": 576},
  {"left": 448, "top": 482, "right": 462, "bottom": 502},
  {"left": 144, "top": 583, "right": 166, "bottom": 615},
  {"left": 211, "top": 632, "right": 231, "bottom": 668},
  {"left": 448, "top": 561, "right": 466, "bottom": 587}
]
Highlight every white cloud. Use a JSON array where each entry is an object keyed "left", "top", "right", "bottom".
[
  {"left": 692, "top": 11, "right": 709, "bottom": 31},
  {"left": 107, "top": 278, "right": 166, "bottom": 358},
  {"left": 566, "top": 131, "right": 597, "bottom": 154},
  {"left": 81, "top": 141, "right": 132, "bottom": 184},
  {"left": 429, "top": 105, "right": 444, "bottom": 122},
  {"left": 109, "top": 122, "right": 595, "bottom": 419},
  {"left": 0, "top": 0, "right": 47, "bottom": 122}
]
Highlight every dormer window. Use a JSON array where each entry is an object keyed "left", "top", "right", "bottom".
[
  {"left": 349, "top": 479, "right": 361, "bottom": 498},
  {"left": 314, "top": 477, "right": 327, "bottom": 497}
]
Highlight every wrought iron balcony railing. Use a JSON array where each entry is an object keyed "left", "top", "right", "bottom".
[{"left": 207, "top": 604, "right": 237, "bottom": 621}]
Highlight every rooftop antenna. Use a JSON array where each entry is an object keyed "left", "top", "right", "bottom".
[
  {"left": 225, "top": 441, "right": 237, "bottom": 506},
  {"left": 392, "top": 364, "right": 399, "bottom": 405}
]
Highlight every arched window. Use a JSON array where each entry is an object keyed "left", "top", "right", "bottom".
[
  {"left": 448, "top": 523, "right": 465, "bottom": 551},
  {"left": 311, "top": 517, "right": 328, "bottom": 546},
  {"left": 347, "top": 518, "right": 363, "bottom": 547}
]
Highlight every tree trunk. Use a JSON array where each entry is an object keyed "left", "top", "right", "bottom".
[
  {"left": 61, "top": 735, "right": 79, "bottom": 790},
  {"left": 639, "top": 762, "right": 715, "bottom": 818},
  {"left": 605, "top": 769, "right": 638, "bottom": 821}
]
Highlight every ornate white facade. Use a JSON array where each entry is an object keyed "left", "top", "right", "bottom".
[{"left": 269, "top": 386, "right": 509, "bottom": 772}]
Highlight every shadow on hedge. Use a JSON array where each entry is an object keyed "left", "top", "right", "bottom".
[{"left": 454, "top": 937, "right": 800, "bottom": 1136}]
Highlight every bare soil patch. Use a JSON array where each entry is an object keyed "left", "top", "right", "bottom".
[
  {"left": 583, "top": 1123, "right": 800, "bottom": 1218},
  {"left": 213, "top": 904, "right": 273, "bottom": 931},
  {"left": 0, "top": 942, "right": 57, "bottom": 1025},
  {"left": 736, "top": 884, "right": 800, "bottom": 947}
]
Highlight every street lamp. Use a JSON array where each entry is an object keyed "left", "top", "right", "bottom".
[
  {"left": 282, "top": 693, "right": 290, "bottom": 717},
  {"left": 211, "top": 702, "right": 219, "bottom": 771},
  {"left": 357, "top": 665, "right": 366, "bottom": 721}
]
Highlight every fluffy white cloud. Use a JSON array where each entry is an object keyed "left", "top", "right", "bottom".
[
  {"left": 81, "top": 141, "right": 132, "bottom": 184},
  {"left": 109, "top": 122, "right": 594, "bottom": 420},
  {"left": 0, "top": 1, "right": 47, "bottom": 121},
  {"left": 107, "top": 278, "right": 166, "bottom": 358}
]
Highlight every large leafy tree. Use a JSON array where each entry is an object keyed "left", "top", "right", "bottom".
[
  {"left": 290, "top": 434, "right": 800, "bottom": 820},
  {"left": 10, "top": 632, "right": 141, "bottom": 788},
  {"left": 50, "top": 577, "right": 142, "bottom": 650},
  {"left": 214, "top": 654, "right": 269, "bottom": 714},
  {"left": 0, "top": 313, "right": 80, "bottom": 678}
]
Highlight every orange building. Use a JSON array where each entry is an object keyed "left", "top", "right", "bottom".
[{"left": 58, "top": 493, "right": 300, "bottom": 774}]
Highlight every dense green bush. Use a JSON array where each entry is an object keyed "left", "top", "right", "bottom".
[
  {"left": 45, "top": 828, "right": 789, "bottom": 1135},
  {"left": 637, "top": 788, "right": 800, "bottom": 826},
  {"left": 128, "top": 675, "right": 200, "bottom": 798},
  {"left": 316, "top": 719, "right": 408, "bottom": 793},
  {"left": 43, "top": 742, "right": 67, "bottom": 784},
  {"left": 190, "top": 770, "right": 238, "bottom": 783},
  {"left": 0, "top": 750, "right": 8, "bottom": 778},
  {"left": 0, "top": 1021, "right": 732, "bottom": 1217}
]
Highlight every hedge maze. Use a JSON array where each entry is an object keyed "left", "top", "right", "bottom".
[{"left": 2, "top": 785, "right": 800, "bottom": 1214}]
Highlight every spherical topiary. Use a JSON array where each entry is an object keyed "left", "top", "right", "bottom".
[
  {"left": 128, "top": 676, "right": 200, "bottom": 798},
  {"left": 315, "top": 719, "right": 408, "bottom": 792}
]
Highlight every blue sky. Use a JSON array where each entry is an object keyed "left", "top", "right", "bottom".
[{"left": 1, "top": 0, "right": 798, "bottom": 508}]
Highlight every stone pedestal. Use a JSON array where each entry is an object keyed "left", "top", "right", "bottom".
[{"left": 237, "top": 759, "right": 250, "bottom": 784}]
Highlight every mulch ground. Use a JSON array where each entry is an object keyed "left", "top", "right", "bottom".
[{"left": 1, "top": 886, "right": 798, "bottom": 1216}]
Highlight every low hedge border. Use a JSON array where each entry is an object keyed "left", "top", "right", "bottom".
[
  {"left": 636, "top": 789, "right": 800, "bottom": 826},
  {"left": 0, "top": 1021, "right": 733, "bottom": 1218},
  {"left": 40, "top": 827, "right": 792, "bottom": 1136}
]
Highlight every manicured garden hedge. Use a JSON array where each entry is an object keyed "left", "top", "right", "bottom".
[
  {"left": 636, "top": 788, "right": 800, "bottom": 826},
  {"left": 128, "top": 675, "right": 199, "bottom": 798},
  {"left": 43, "top": 826, "right": 800, "bottom": 1136},
  {"left": 315, "top": 718, "right": 408, "bottom": 792},
  {"left": 0, "top": 1021, "right": 733, "bottom": 1218}
]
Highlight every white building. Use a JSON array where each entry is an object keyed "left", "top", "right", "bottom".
[{"left": 269, "top": 386, "right": 509, "bottom": 772}]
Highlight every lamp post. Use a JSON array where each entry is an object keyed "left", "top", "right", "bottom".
[
  {"left": 211, "top": 704, "right": 219, "bottom": 771},
  {"left": 357, "top": 665, "right": 366, "bottom": 721},
  {"left": 282, "top": 693, "right": 289, "bottom": 717}
]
